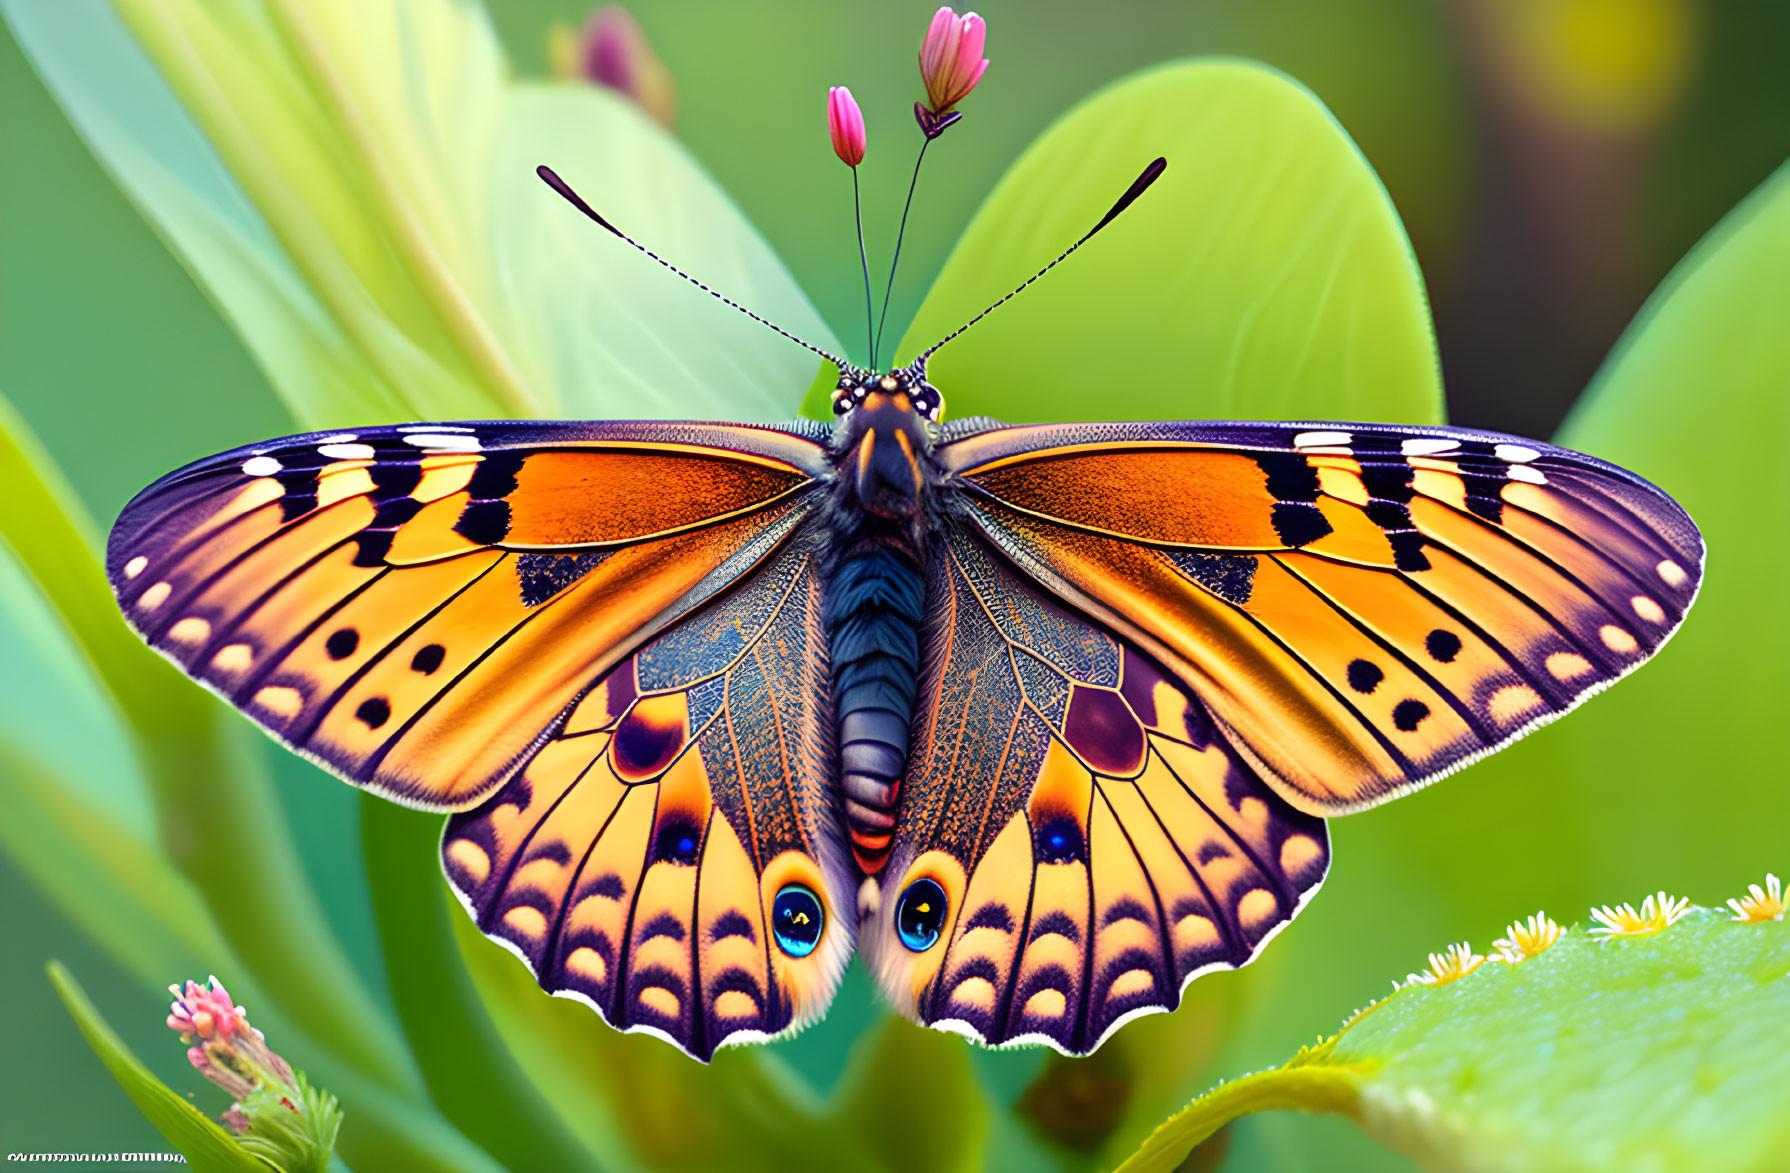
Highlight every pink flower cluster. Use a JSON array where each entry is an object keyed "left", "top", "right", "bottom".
[
  {"left": 829, "top": 5, "right": 990, "bottom": 164},
  {"left": 166, "top": 976, "right": 296, "bottom": 1130}
]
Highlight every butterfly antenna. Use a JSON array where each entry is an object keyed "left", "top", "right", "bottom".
[
  {"left": 538, "top": 165, "right": 854, "bottom": 373},
  {"left": 911, "top": 157, "right": 1167, "bottom": 366}
]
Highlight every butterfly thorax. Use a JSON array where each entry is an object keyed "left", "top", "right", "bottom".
[{"left": 824, "top": 375, "right": 940, "bottom": 875}]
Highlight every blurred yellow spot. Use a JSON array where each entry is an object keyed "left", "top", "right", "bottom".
[{"left": 1471, "top": 0, "right": 1698, "bottom": 133}]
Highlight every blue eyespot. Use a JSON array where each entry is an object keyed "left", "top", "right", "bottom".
[
  {"left": 772, "top": 884, "right": 824, "bottom": 958},
  {"left": 895, "top": 878, "right": 948, "bottom": 952}
]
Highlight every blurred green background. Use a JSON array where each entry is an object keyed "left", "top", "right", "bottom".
[{"left": 2, "top": 1, "right": 1786, "bottom": 1169}]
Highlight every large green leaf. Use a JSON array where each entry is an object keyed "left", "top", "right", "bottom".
[
  {"left": 1205, "top": 160, "right": 1790, "bottom": 1170},
  {"left": 1119, "top": 908, "right": 1790, "bottom": 1173},
  {"left": 838, "top": 59, "right": 1441, "bottom": 426},
  {"left": 1, "top": 0, "right": 836, "bottom": 428},
  {"left": 0, "top": 392, "right": 415, "bottom": 1094}
]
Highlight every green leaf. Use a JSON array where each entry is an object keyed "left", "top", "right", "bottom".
[
  {"left": 1540, "top": 160, "right": 1790, "bottom": 878},
  {"left": 1198, "top": 158, "right": 1790, "bottom": 1169},
  {"left": 47, "top": 960, "right": 275, "bottom": 1173},
  {"left": 1, "top": 0, "right": 836, "bottom": 427},
  {"left": 0, "top": 740, "right": 234, "bottom": 987},
  {"left": 1120, "top": 910, "right": 1790, "bottom": 1173},
  {"left": 358, "top": 797, "right": 605, "bottom": 1173},
  {"left": 828, "top": 59, "right": 1441, "bottom": 426}
]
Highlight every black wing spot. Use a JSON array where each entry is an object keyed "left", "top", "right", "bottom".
[
  {"left": 1347, "top": 659, "right": 1384, "bottom": 694},
  {"left": 355, "top": 697, "right": 391, "bottom": 729},
  {"left": 325, "top": 628, "right": 359, "bottom": 660},
  {"left": 1270, "top": 501, "right": 1332, "bottom": 547},
  {"left": 411, "top": 644, "right": 445, "bottom": 674},
  {"left": 1392, "top": 699, "right": 1430, "bottom": 732},
  {"left": 1425, "top": 629, "right": 1462, "bottom": 663},
  {"left": 455, "top": 498, "right": 510, "bottom": 544}
]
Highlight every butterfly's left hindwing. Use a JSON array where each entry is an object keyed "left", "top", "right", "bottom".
[
  {"left": 861, "top": 523, "right": 1328, "bottom": 1054},
  {"left": 442, "top": 530, "right": 852, "bottom": 1060},
  {"left": 106, "top": 420, "right": 831, "bottom": 810}
]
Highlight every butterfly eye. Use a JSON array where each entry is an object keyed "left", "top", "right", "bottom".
[
  {"left": 895, "top": 878, "right": 948, "bottom": 952},
  {"left": 771, "top": 884, "right": 825, "bottom": 958}
]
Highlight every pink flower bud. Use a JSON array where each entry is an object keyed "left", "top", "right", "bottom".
[
  {"left": 828, "top": 86, "right": 867, "bottom": 168},
  {"left": 919, "top": 8, "right": 988, "bottom": 114}
]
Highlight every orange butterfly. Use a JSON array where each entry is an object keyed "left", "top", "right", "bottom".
[{"left": 108, "top": 161, "right": 1700, "bottom": 1060}]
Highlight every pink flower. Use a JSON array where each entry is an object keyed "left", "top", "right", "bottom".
[
  {"left": 919, "top": 8, "right": 988, "bottom": 113},
  {"left": 167, "top": 977, "right": 244, "bottom": 1042},
  {"left": 828, "top": 86, "right": 867, "bottom": 167},
  {"left": 549, "top": 7, "right": 677, "bottom": 128}
]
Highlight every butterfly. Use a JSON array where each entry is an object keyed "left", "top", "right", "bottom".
[{"left": 106, "top": 161, "right": 1702, "bottom": 1061}]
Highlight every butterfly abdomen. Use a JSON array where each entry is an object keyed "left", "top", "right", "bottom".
[{"left": 825, "top": 543, "right": 925, "bottom": 874}]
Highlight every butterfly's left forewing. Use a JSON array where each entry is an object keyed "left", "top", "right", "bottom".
[
  {"left": 107, "top": 420, "right": 831, "bottom": 810},
  {"left": 861, "top": 522, "right": 1328, "bottom": 1054}
]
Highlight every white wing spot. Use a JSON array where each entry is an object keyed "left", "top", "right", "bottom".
[
  {"left": 1600, "top": 625, "right": 1639, "bottom": 654},
  {"left": 241, "top": 456, "right": 282, "bottom": 477},
  {"left": 1495, "top": 443, "right": 1541, "bottom": 463},
  {"left": 1507, "top": 465, "right": 1549, "bottom": 485},
  {"left": 138, "top": 582, "right": 171, "bottom": 611},
  {"left": 1631, "top": 595, "right": 1666, "bottom": 624},
  {"left": 404, "top": 433, "right": 482, "bottom": 452},
  {"left": 123, "top": 555, "right": 148, "bottom": 579},
  {"left": 168, "top": 617, "right": 211, "bottom": 646},
  {"left": 1657, "top": 560, "right": 1688, "bottom": 587},
  {"left": 316, "top": 433, "right": 358, "bottom": 443},
  {"left": 1402, "top": 437, "right": 1459, "bottom": 456},
  {"left": 1294, "top": 430, "right": 1352, "bottom": 448},
  {"left": 318, "top": 442, "right": 377, "bottom": 461}
]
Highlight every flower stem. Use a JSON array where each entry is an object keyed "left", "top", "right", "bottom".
[
  {"left": 854, "top": 169, "right": 875, "bottom": 368},
  {"left": 874, "top": 137, "right": 929, "bottom": 367}
]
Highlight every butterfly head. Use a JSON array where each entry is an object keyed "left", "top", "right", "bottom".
[{"left": 830, "top": 363, "right": 944, "bottom": 422}]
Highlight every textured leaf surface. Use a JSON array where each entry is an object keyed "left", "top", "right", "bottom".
[
  {"left": 1120, "top": 911, "right": 1790, "bottom": 1173},
  {"left": 840, "top": 59, "right": 1441, "bottom": 426}
]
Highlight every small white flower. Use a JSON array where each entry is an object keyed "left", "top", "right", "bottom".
[
  {"left": 1727, "top": 873, "right": 1784, "bottom": 923},
  {"left": 1589, "top": 891, "right": 1692, "bottom": 940},
  {"left": 1492, "top": 911, "right": 1562, "bottom": 963},
  {"left": 1398, "top": 941, "right": 1485, "bottom": 989}
]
